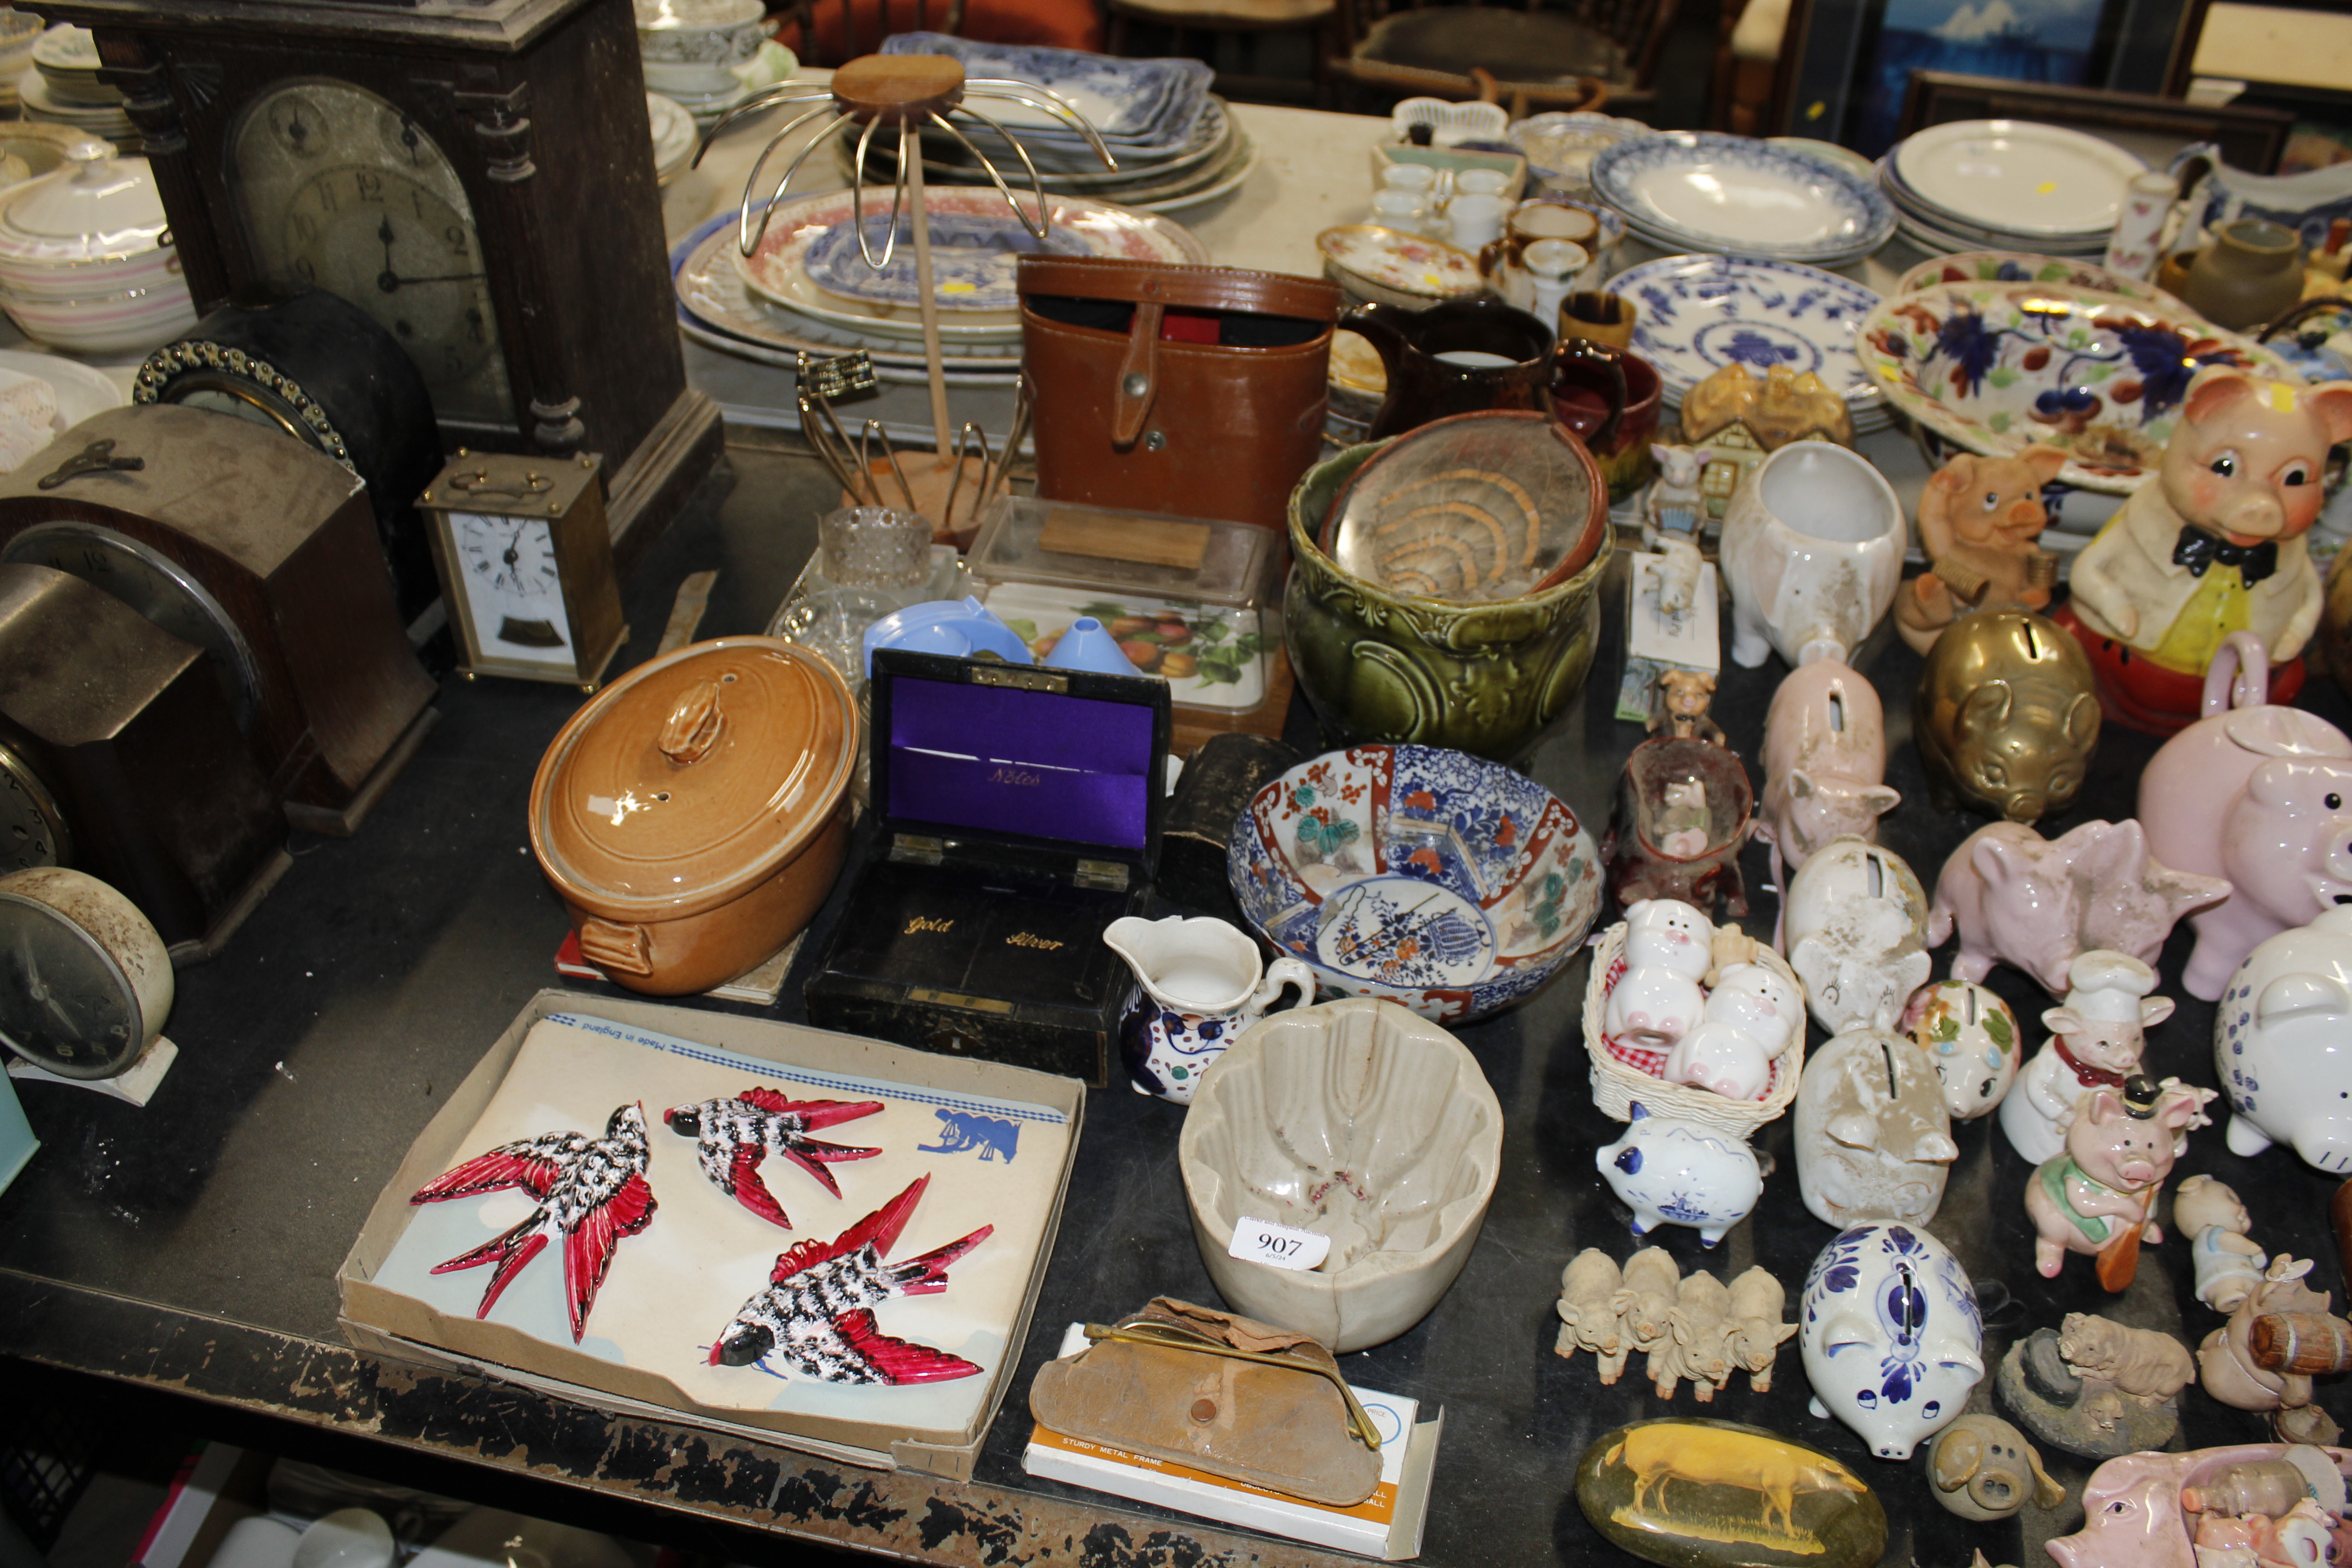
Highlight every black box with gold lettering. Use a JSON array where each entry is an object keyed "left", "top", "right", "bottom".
[{"left": 802, "top": 647, "right": 1171, "bottom": 1085}]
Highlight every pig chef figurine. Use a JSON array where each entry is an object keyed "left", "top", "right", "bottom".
[
  {"left": 2026, "top": 1073, "right": 2215, "bottom": 1289},
  {"left": 2000, "top": 949, "right": 2173, "bottom": 1166},
  {"left": 2058, "top": 368, "right": 2352, "bottom": 732}
]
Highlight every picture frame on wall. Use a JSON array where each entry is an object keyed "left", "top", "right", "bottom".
[{"left": 1779, "top": 0, "right": 2200, "bottom": 152}]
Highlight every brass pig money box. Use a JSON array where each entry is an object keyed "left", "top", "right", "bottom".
[{"left": 1915, "top": 611, "right": 2100, "bottom": 823}]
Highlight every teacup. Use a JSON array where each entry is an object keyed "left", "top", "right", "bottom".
[
  {"left": 1447, "top": 192, "right": 1508, "bottom": 251},
  {"left": 638, "top": 0, "right": 765, "bottom": 93},
  {"left": 1553, "top": 345, "right": 1662, "bottom": 500},
  {"left": 1477, "top": 196, "right": 1602, "bottom": 281},
  {"left": 1558, "top": 289, "right": 1638, "bottom": 351}
]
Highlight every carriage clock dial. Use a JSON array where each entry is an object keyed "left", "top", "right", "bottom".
[
  {"left": 229, "top": 81, "right": 514, "bottom": 428},
  {"left": 455, "top": 504, "right": 573, "bottom": 661}
]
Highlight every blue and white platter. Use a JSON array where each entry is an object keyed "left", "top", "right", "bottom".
[
  {"left": 882, "top": 34, "right": 1209, "bottom": 146},
  {"left": 1607, "top": 252, "right": 1890, "bottom": 430},
  {"left": 1591, "top": 132, "right": 1895, "bottom": 264},
  {"left": 803, "top": 207, "right": 1089, "bottom": 312}
]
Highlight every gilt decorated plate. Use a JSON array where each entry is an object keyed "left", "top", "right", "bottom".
[{"left": 1858, "top": 281, "right": 2301, "bottom": 494}]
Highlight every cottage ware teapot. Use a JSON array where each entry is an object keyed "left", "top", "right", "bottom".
[
  {"left": 1107, "top": 915, "right": 1313, "bottom": 1103},
  {"left": 1341, "top": 296, "right": 1623, "bottom": 442}
]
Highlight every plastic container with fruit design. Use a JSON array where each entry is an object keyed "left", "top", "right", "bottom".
[{"left": 966, "top": 496, "right": 1291, "bottom": 754}]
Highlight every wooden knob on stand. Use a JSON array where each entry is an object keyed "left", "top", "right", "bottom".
[{"left": 831, "top": 54, "right": 965, "bottom": 125}]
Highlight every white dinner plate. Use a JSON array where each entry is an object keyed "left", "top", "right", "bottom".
[{"left": 1890, "top": 120, "right": 2146, "bottom": 240}]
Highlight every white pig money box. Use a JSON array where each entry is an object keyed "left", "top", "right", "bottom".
[
  {"left": 1801, "top": 1222, "right": 1984, "bottom": 1460},
  {"left": 2216, "top": 904, "right": 2352, "bottom": 1173}
]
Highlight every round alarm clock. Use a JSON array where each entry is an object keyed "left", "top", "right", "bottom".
[
  {"left": 0, "top": 867, "right": 173, "bottom": 1079},
  {"left": 0, "top": 740, "right": 68, "bottom": 873},
  {"left": 132, "top": 286, "right": 443, "bottom": 622}
]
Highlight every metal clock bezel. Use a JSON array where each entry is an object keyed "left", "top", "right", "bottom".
[
  {"left": 0, "top": 739, "right": 69, "bottom": 871},
  {"left": 0, "top": 885, "right": 142, "bottom": 1079}
]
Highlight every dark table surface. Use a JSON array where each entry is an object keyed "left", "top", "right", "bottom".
[{"left": 5, "top": 432, "right": 2350, "bottom": 1568}]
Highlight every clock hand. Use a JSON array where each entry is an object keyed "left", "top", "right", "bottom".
[
  {"left": 394, "top": 271, "right": 489, "bottom": 285},
  {"left": 376, "top": 214, "right": 402, "bottom": 294}
]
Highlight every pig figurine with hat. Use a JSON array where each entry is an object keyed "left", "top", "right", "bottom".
[
  {"left": 2057, "top": 367, "right": 2352, "bottom": 732},
  {"left": 2000, "top": 949, "right": 2175, "bottom": 1166},
  {"left": 2024, "top": 1072, "right": 2215, "bottom": 1289}
]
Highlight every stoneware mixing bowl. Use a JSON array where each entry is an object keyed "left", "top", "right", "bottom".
[
  {"left": 1179, "top": 997, "right": 1503, "bottom": 1351},
  {"left": 1227, "top": 741, "right": 1602, "bottom": 1022},
  {"left": 1285, "top": 439, "right": 1612, "bottom": 760}
]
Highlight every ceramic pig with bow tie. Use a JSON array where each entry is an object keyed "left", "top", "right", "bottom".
[
  {"left": 2060, "top": 368, "right": 2352, "bottom": 732},
  {"left": 2001, "top": 950, "right": 2174, "bottom": 1166}
]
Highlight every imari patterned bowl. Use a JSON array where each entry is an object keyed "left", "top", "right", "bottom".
[
  {"left": 1226, "top": 742, "right": 1601, "bottom": 1023},
  {"left": 1857, "top": 281, "right": 2300, "bottom": 495}
]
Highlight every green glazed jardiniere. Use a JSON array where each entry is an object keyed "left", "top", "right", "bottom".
[{"left": 1285, "top": 439, "right": 1613, "bottom": 761}]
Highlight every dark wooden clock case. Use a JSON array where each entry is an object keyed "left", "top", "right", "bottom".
[
  {"left": 43, "top": 0, "right": 722, "bottom": 570},
  {"left": 803, "top": 649, "right": 1173, "bottom": 1087},
  {"left": 0, "top": 406, "right": 436, "bottom": 831}
]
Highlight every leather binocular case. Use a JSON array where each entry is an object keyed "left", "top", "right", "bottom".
[{"left": 1017, "top": 256, "right": 1342, "bottom": 532}]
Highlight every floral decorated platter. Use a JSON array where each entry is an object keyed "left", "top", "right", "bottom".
[
  {"left": 1226, "top": 744, "right": 1601, "bottom": 1024},
  {"left": 1890, "top": 119, "right": 2143, "bottom": 240},
  {"left": 1859, "top": 281, "right": 2302, "bottom": 494},
  {"left": 1590, "top": 132, "right": 1895, "bottom": 262},
  {"left": 737, "top": 188, "right": 1205, "bottom": 341},
  {"left": 1316, "top": 224, "right": 1482, "bottom": 301},
  {"left": 978, "top": 581, "right": 1267, "bottom": 710},
  {"left": 803, "top": 209, "right": 1090, "bottom": 313},
  {"left": 1894, "top": 251, "right": 2180, "bottom": 306},
  {"left": 1610, "top": 252, "right": 1889, "bottom": 427}
]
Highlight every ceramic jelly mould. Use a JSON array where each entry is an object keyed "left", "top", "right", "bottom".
[{"left": 1178, "top": 997, "right": 1503, "bottom": 1352}]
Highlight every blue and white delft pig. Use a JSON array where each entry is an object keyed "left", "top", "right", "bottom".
[
  {"left": 1801, "top": 1222, "right": 1984, "bottom": 1460},
  {"left": 1595, "top": 1103, "right": 1763, "bottom": 1247},
  {"left": 2216, "top": 904, "right": 2352, "bottom": 1173}
]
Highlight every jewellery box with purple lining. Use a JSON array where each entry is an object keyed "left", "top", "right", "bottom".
[{"left": 803, "top": 647, "right": 1172, "bottom": 1086}]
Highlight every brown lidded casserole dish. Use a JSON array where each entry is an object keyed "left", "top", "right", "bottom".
[{"left": 529, "top": 636, "right": 857, "bottom": 996}]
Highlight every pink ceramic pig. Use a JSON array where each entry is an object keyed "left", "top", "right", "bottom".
[
  {"left": 2138, "top": 631, "right": 2352, "bottom": 1000},
  {"left": 2052, "top": 1444, "right": 2352, "bottom": 1568},
  {"left": 1926, "top": 818, "right": 2229, "bottom": 996},
  {"left": 2026, "top": 1074, "right": 2214, "bottom": 1285},
  {"left": 2062, "top": 368, "right": 2352, "bottom": 733},
  {"left": 1757, "top": 659, "right": 1899, "bottom": 916}
]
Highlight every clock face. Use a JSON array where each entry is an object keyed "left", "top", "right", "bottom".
[
  {"left": 230, "top": 80, "right": 514, "bottom": 429},
  {"left": 449, "top": 510, "right": 577, "bottom": 670}
]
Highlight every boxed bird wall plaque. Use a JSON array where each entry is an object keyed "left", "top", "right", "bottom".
[{"left": 338, "top": 989, "right": 1083, "bottom": 1478}]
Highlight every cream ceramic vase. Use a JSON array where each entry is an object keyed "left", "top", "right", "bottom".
[
  {"left": 1107, "top": 915, "right": 1313, "bottom": 1104},
  {"left": 1719, "top": 442, "right": 1906, "bottom": 669}
]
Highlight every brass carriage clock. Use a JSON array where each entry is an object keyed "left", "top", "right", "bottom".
[{"left": 43, "top": 0, "right": 722, "bottom": 567}]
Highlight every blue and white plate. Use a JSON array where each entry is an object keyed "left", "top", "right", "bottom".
[
  {"left": 802, "top": 207, "right": 1089, "bottom": 312},
  {"left": 882, "top": 33, "right": 1209, "bottom": 145},
  {"left": 1591, "top": 132, "right": 1895, "bottom": 263},
  {"left": 1609, "top": 252, "right": 1889, "bottom": 428}
]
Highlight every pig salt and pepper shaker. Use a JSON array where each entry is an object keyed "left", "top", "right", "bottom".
[
  {"left": 2139, "top": 630, "right": 2352, "bottom": 1000},
  {"left": 1914, "top": 611, "right": 2102, "bottom": 823},
  {"left": 2025, "top": 1073, "right": 2215, "bottom": 1289},
  {"left": 1800, "top": 1222, "right": 1984, "bottom": 1460},
  {"left": 1902, "top": 977, "right": 2023, "bottom": 1119},
  {"left": 1595, "top": 1104, "right": 1764, "bottom": 1246},
  {"left": 1999, "top": 949, "right": 2174, "bottom": 1165},
  {"left": 1601, "top": 899, "right": 1715, "bottom": 1051},
  {"left": 1782, "top": 836, "right": 1932, "bottom": 1034},
  {"left": 1929, "top": 820, "right": 2229, "bottom": 999},
  {"left": 1757, "top": 659, "right": 1900, "bottom": 915},
  {"left": 2058, "top": 368, "right": 2352, "bottom": 732},
  {"left": 1105, "top": 915, "right": 1314, "bottom": 1103},
  {"left": 1895, "top": 445, "right": 2067, "bottom": 654},
  {"left": 2176, "top": 1175, "right": 2270, "bottom": 1313},
  {"left": 2217, "top": 904, "right": 2352, "bottom": 1172},
  {"left": 1663, "top": 960, "right": 1802, "bottom": 1102},
  {"left": 1998, "top": 1312, "right": 2197, "bottom": 1459},
  {"left": 1925, "top": 1414, "right": 2064, "bottom": 1522},
  {"left": 1720, "top": 442, "right": 1907, "bottom": 669},
  {"left": 1793, "top": 1029, "right": 1958, "bottom": 1229}
]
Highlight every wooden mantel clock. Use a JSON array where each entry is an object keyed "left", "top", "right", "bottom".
[{"left": 40, "top": 0, "right": 721, "bottom": 568}]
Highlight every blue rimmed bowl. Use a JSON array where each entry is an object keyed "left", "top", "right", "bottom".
[
  {"left": 1591, "top": 132, "right": 1895, "bottom": 264},
  {"left": 1227, "top": 743, "right": 1602, "bottom": 1024}
]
